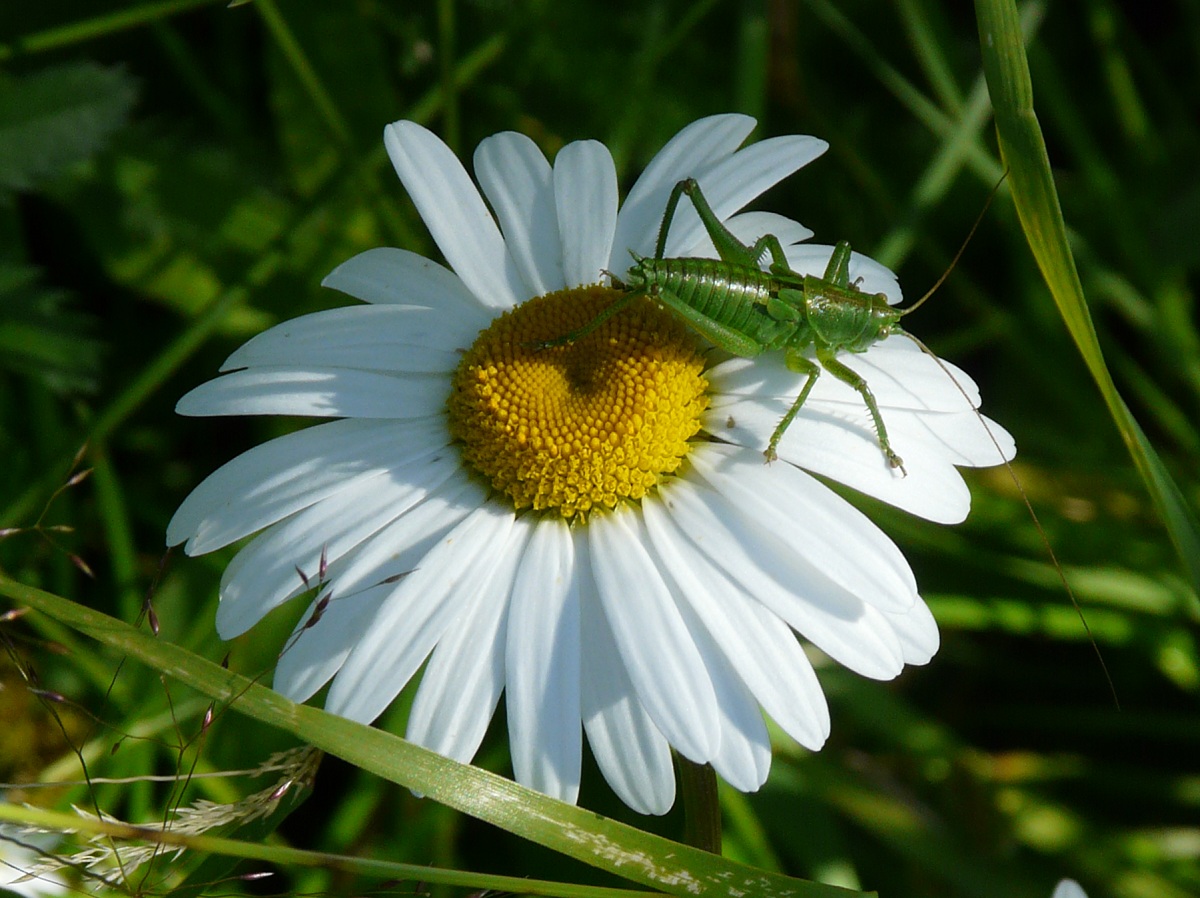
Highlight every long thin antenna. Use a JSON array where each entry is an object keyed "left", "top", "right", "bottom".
[
  {"left": 902, "top": 331, "right": 1120, "bottom": 709},
  {"left": 901, "top": 171, "right": 1008, "bottom": 317}
]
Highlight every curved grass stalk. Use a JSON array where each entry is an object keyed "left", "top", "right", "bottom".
[{"left": 974, "top": 0, "right": 1200, "bottom": 596}]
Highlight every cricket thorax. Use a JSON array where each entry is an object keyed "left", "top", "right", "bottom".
[{"left": 803, "top": 279, "right": 901, "bottom": 352}]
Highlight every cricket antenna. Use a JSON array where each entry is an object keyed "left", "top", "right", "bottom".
[
  {"left": 900, "top": 170, "right": 1009, "bottom": 317},
  {"left": 902, "top": 329, "right": 1120, "bottom": 710}
]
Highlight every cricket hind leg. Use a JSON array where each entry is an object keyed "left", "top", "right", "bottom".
[
  {"left": 661, "top": 179, "right": 778, "bottom": 269},
  {"left": 816, "top": 347, "right": 906, "bottom": 474},
  {"left": 659, "top": 178, "right": 796, "bottom": 278}
]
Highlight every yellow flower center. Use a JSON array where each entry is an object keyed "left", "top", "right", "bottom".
[{"left": 448, "top": 285, "right": 709, "bottom": 519}]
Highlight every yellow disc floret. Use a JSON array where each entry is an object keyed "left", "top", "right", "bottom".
[{"left": 448, "top": 285, "right": 709, "bottom": 519}]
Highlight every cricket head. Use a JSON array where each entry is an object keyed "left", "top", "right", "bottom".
[
  {"left": 815, "top": 287, "right": 905, "bottom": 352},
  {"left": 855, "top": 294, "right": 904, "bottom": 349},
  {"left": 874, "top": 299, "right": 904, "bottom": 340},
  {"left": 620, "top": 251, "right": 652, "bottom": 292}
]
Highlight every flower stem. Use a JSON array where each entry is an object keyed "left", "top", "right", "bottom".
[{"left": 676, "top": 756, "right": 721, "bottom": 853}]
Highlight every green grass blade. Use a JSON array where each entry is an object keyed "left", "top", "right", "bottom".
[
  {"left": 0, "top": 0, "right": 219, "bottom": 62},
  {"left": 974, "top": 0, "right": 1200, "bottom": 596},
  {"left": 0, "top": 574, "right": 868, "bottom": 898},
  {"left": 0, "top": 803, "right": 660, "bottom": 898}
]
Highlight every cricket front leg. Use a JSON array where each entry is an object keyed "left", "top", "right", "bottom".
[
  {"left": 529, "top": 290, "right": 639, "bottom": 349},
  {"left": 817, "top": 348, "right": 906, "bottom": 474}
]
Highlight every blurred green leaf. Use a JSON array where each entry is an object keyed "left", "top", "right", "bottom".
[
  {"left": 0, "top": 62, "right": 137, "bottom": 190},
  {"left": 0, "top": 264, "right": 101, "bottom": 392}
]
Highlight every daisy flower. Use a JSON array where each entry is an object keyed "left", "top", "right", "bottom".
[{"left": 167, "top": 114, "right": 1014, "bottom": 815}]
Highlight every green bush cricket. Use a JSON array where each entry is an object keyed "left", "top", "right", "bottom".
[{"left": 536, "top": 178, "right": 956, "bottom": 471}]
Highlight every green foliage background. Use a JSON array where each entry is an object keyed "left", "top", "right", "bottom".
[{"left": 1, "top": 2, "right": 1197, "bottom": 897}]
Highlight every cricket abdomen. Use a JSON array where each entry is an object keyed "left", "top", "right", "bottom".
[{"left": 630, "top": 256, "right": 786, "bottom": 341}]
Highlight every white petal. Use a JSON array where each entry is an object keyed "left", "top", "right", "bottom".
[
  {"left": 167, "top": 417, "right": 447, "bottom": 553},
  {"left": 658, "top": 474, "right": 905, "bottom": 679},
  {"left": 707, "top": 396, "right": 977, "bottom": 524},
  {"left": 554, "top": 140, "right": 618, "bottom": 287},
  {"left": 706, "top": 336, "right": 1013, "bottom": 523},
  {"left": 659, "top": 135, "right": 829, "bottom": 258},
  {"left": 176, "top": 367, "right": 447, "bottom": 419},
  {"left": 274, "top": 473, "right": 489, "bottom": 696},
  {"left": 221, "top": 306, "right": 461, "bottom": 374},
  {"left": 688, "top": 626, "right": 772, "bottom": 793},
  {"left": 273, "top": 585, "right": 385, "bottom": 703},
  {"left": 271, "top": 476, "right": 486, "bottom": 702},
  {"left": 215, "top": 452, "right": 461, "bottom": 638},
  {"left": 931, "top": 411, "right": 1014, "bottom": 466},
  {"left": 406, "top": 516, "right": 531, "bottom": 762},
  {"left": 683, "top": 210, "right": 814, "bottom": 259},
  {"left": 474, "top": 131, "right": 565, "bottom": 295},
  {"left": 506, "top": 517, "right": 582, "bottom": 804},
  {"left": 738, "top": 599, "right": 831, "bottom": 747},
  {"left": 688, "top": 445, "right": 918, "bottom": 612},
  {"left": 783, "top": 243, "right": 903, "bottom": 304},
  {"left": 886, "top": 596, "right": 940, "bottom": 665},
  {"left": 710, "top": 336, "right": 979, "bottom": 412},
  {"left": 384, "top": 120, "right": 524, "bottom": 310},
  {"left": 838, "top": 338, "right": 982, "bottom": 412},
  {"left": 638, "top": 534, "right": 774, "bottom": 790},
  {"left": 612, "top": 113, "right": 758, "bottom": 262},
  {"left": 321, "top": 247, "right": 490, "bottom": 326},
  {"left": 579, "top": 547, "right": 675, "bottom": 816},
  {"left": 641, "top": 494, "right": 830, "bottom": 749},
  {"left": 323, "top": 475, "right": 486, "bottom": 596},
  {"left": 265, "top": 473, "right": 484, "bottom": 710},
  {"left": 326, "top": 503, "right": 515, "bottom": 723},
  {"left": 588, "top": 507, "right": 720, "bottom": 763},
  {"left": 850, "top": 338, "right": 982, "bottom": 409}
]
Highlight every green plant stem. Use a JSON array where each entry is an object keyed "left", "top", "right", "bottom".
[
  {"left": 677, "top": 757, "right": 721, "bottom": 854},
  {"left": 0, "top": 0, "right": 220, "bottom": 61}
]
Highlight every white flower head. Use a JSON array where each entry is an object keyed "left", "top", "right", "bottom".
[{"left": 168, "top": 114, "right": 1014, "bottom": 814}]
